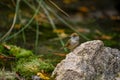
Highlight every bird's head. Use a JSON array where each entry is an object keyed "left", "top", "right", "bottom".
[{"left": 70, "top": 33, "right": 79, "bottom": 41}]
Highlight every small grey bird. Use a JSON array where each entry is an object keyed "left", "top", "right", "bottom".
[{"left": 65, "top": 33, "right": 80, "bottom": 51}]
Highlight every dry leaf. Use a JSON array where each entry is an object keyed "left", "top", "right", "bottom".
[
  {"left": 0, "top": 55, "right": 5, "bottom": 59},
  {"left": 110, "top": 16, "right": 120, "bottom": 20},
  {"left": 63, "top": 0, "right": 78, "bottom": 4},
  {"left": 78, "top": 6, "right": 89, "bottom": 13},
  {"left": 53, "top": 52, "right": 66, "bottom": 57},
  {"left": 101, "top": 35, "right": 112, "bottom": 40},
  {"left": 95, "top": 29, "right": 102, "bottom": 35},
  {"left": 34, "top": 13, "right": 48, "bottom": 24},
  {"left": 78, "top": 28, "right": 90, "bottom": 33},
  {"left": 3, "top": 44, "right": 11, "bottom": 50}
]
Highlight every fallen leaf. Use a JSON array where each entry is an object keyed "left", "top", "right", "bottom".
[
  {"left": 78, "top": 28, "right": 90, "bottom": 33},
  {"left": 95, "top": 29, "right": 102, "bottom": 35},
  {"left": 53, "top": 29, "right": 68, "bottom": 38},
  {"left": 14, "top": 24, "right": 21, "bottom": 29},
  {"left": 101, "top": 35, "right": 112, "bottom": 40},
  {"left": 53, "top": 29, "right": 65, "bottom": 34},
  {"left": 78, "top": 6, "right": 89, "bottom": 13},
  {"left": 110, "top": 16, "right": 120, "bottom": 20},
  {"left": 0, "top": 55, "right": 5, "bottom": 59},
  {"left": 34, "top": 13, "right": 48, "bottom": 24},
  {"left": 63, "top": 0, "right": 78, "bottom": 4},
  {"left": 3, "top": 44, "right": 11, "bottom": 50},
  {"left": 53, "top": 52, "right": 66, "bottom": 57},
  {"left": 37, "top": 72, "right": 50, "bottom": 80},
  {"left": 59, "top": 33, "right": 68, "bottom": 38}
]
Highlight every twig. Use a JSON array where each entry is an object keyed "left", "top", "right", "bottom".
[
  {"left": 0, "top": 53, "right": 15, "bottom": 60},
  {"left": 48, "top": 0, "right": 70, "bottom": 17},
  {"left": 15, "top": 73, "right": 22, "bottom": 80}
]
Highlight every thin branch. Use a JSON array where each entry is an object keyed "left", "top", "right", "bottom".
[{"left": 48, "top": 0, "right": 70, "bottom": 17}]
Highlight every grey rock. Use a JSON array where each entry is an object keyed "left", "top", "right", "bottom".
[
  {"left": 52, "top": 40, "right": 120, "bottom": 80},
  {"left": 32, "top": 75, "right": 41, "bottom": 80}
]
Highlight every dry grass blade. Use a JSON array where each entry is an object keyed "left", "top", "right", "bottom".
[
  {"left": 48, "top": 0, "right": 70, "bottom": 17},
  {"left": 0, "top": 0, "right": 20, "bottom": 42}
]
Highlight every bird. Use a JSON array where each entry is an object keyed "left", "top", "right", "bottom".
[{"left": 64, "top": 33, "right": 80, "bottom": 51}]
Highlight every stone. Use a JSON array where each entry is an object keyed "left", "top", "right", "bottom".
[{"left": 52, "top": 40, "right": 120, "bottom": 80}]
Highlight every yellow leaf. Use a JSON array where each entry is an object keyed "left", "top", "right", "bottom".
[
  {"left": 53, "top": 29, "right": 68, "bottom": 39},
  {"left": 37, "top": 72, "right": 50, "bottom": 80},
  {"left": 59, "top": 33, "right": 68, "bottom": 38},
  {"left": 53, "top": 29, "right": 65, "bottom": 34},
  {"left": 14, "top": 24, "right": 21, "bottom": 29}
]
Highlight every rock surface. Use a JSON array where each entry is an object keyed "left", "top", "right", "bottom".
[{"left": 52, "top": 40, "right": 120, "bottom": 80}]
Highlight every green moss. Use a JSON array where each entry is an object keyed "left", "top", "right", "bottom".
[
  {"left": 15, "top": 56, "right": 54, "bottom": 78},
  {"left": 9, "top": 45, "right": 33, "bottom": 58},
  {"left": 0, "top": 44, "right": 55, "bottom": 79}
]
